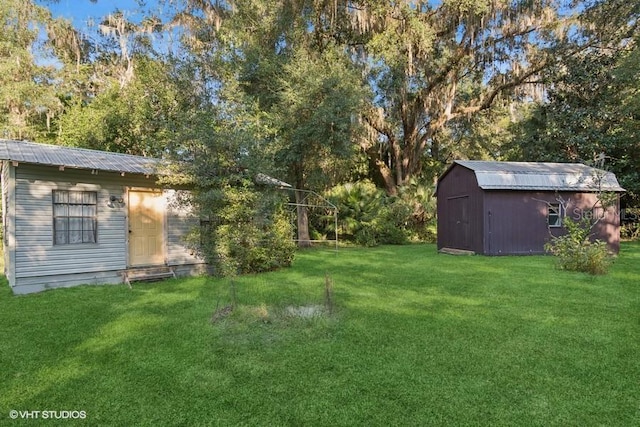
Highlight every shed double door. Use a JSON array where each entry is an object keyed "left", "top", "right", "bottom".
[{"left": 128, "top": 190, "right": 165, "bottom": 267}]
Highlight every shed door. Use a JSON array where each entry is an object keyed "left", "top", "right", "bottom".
[
  {"left": 128, "top": 190, "right": 165, "bottom": 267},
  {"left": 449, "top": 195, "right": 471, "bottom": 250}
]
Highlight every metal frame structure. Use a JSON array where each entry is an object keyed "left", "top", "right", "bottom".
[
  {"left": 256, "top": 173, "right": 339, "bottom": 250},
  {"left": 283, "top": 188, "right": 339, "bottom": 250}
]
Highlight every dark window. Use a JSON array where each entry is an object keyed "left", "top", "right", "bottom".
[
  {"left": 548, "top": 203, "right": 562, "bottom": 228},
  {"left": 53, "top": 190, "right": 98, "bottom": 245}
]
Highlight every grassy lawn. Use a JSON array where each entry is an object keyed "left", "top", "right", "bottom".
[{"left": 1, "top": 243, "right": 639, "bottom": 426}]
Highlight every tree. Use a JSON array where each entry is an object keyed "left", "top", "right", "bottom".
[
  {"left": 173, "top": 0, "right": 367, "bottom": 246},
  {"left": 57, "top": 56, "right": 185, "bottom": 157},
  {"left": 269, "top": 47, "right": 366, "bottom": 246},
  {"left": 157, "top": 61, "right": 297, "bottom": 275},
  {"left": 96, "top": 10, "right": 163, "bottom": 88},
  {"left": 346, "top": 0, "right": 566, "bottom": 194},
  {"left": 0, "top": 0, "right": 85, "bottom": 140},
  {"left": 507, "top": 0, "right": 640, "bottom": 203}
]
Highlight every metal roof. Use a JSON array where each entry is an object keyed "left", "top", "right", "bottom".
[
  {"left": 453, "top": 160, "right": 625, "bottom": 192},
  {"left": 0, "top": 139, "right": 161, "bottom": 175}
]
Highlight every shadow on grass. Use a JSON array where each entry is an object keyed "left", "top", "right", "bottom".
[
  {"left": 0, "top": 278, "right": 224, "bottom": 425},
  {"left": 0, "top": 242, "right": 638, "bottom": 425}
]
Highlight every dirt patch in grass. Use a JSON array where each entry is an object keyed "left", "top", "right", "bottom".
[
  {"left": 284, "top": 304, "right": 326, "bottom": 318},
  {"left": 212, "top": 303, "right": 330, "bottom": 324}
]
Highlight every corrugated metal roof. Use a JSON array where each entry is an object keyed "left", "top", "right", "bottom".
[
  {"left": 0, "top": 139, "right": 161, "bottom": 175},
  {"left": 454, "top": 160, "right": 625, "bottom": 192}
]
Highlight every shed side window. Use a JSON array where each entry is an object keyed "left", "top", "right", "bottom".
[
  {"left": 53, "top": 190, "right": 98, "bottom": 244},
  {"left": 548, "top": 203, "right": 562, "bottom": 228}
]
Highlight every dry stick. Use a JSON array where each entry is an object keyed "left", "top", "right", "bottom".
[{"left": 324, "top": 273, "right": 334, "bottom": 315}]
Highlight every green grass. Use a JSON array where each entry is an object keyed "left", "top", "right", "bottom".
[{"left": 1, "top": 244, "right": 639, "bottom": 426}]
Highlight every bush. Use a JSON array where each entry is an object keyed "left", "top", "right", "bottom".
[
  {"left": 195, "top": 185, "right": 296, "bottom": 277},
  {"left": 544, "top": 217, "right": 613, "bottom": 275},
  {"left": 621, "top": 208, "right": 640, "bottom": 240},
  {"left": 318, "top": 180, "right": 436, "bottom": 246},
  {"left": 396, "top": 179, "right": 437, "bottom": 243},
  {"left": 322, "top": 181, "right": 387, "bottom": 246},
  {"left": 375, "top": 202, "right": 412, "bottom": 245}
]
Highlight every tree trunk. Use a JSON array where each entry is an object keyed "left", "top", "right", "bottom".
[
  {"left": 376, "top": 159, "right": 398, "bottom": 196},
  {"left": 364, "top": 145, "right": 397, "bottom": 195},
  {"left": 295, "top": 189, "right": 312, "bottom": 247}
]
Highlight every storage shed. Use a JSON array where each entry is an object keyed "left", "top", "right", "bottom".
[
  {"left": 1, "top": 139, "right": 207, "bottom": 294},
  {"left": 436, "top": 160, "right": 624, "bottom": 255}
]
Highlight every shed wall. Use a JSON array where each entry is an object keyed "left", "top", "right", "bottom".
[
  {"left": 483, "top": 191, "right": 559, "bottom": 255},
  {"left": 7, "top": 163, "right": 205, "bottom": 293},
  {"left": 164, "top": 189, "right": 202, "bottom": 267},
  {"left": 483, "top": 191, "right": 620, "bottom": 255},
  {"left": 484, "top": 191, "right": 620, "bottom": 255},
  {"left": 563, "top": 192, "right": 620, "bottom": 253},
  {"left": 437, "top": 164, "right": 484, "bottom": 253}
]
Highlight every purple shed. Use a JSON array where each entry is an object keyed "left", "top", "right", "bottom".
[{"left": 436, "top": 161, "right": 625, "bottom": 255}]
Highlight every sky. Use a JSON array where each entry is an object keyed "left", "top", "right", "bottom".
[{"left": 41, "top": 0, "right": 163, "bottom": 31}]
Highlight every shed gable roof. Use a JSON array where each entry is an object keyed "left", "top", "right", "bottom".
[
  {"left": 0, "top": 139, "right": 161, "bottom": 175},
  {"left": 448, "top": 160, "right": 624, "bottom": 192}
]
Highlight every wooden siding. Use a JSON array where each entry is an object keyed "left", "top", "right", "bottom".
[
  {"left": 5, "top": 163, "right": 206, "bottom": 293},
  {"left": 10, "top": 271, "right": 125, "bottom": 294},
  {"left": 483, "top": 191, "right": 555, "bottom": 255},
  {"left": 483, "top": 191, "right": 620, "bottom": 255},
  {"left": 437, "top": 164, "right": 484, "bottom": 253},
  {"left": 13, "top": 165, "right": 142, "bottom": 279},
  {"left": 164, "top": 190, "right": 202, "bottom": 266},
  {"left": 562, "top": 192, "right": 620, "bottom": 253}
]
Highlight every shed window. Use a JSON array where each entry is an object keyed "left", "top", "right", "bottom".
[
  {"left": 53, "top": 190, "right": 98, "bottom": 244},
  {"left": 548, "top": 203, "right": 562, "bottom": 228}
]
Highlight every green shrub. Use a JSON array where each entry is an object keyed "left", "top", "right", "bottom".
[
  {"left": 396, "top": 179, "right": 437, "bottom": 243},
  {"left": 621, "top": 208, "right": 640, "bottom": 240},
  {"left": 322, "top": 181, "right": 404, "bottom": 246},
  {"left": 195, "top": 185, "right": 296, "bottom": 277},
  {"left": 544, "top": 217, "right": 613, "bottom": 275},
  {"left": 323, "top": 181, "right": 386, "bottom": 245},
  {"left": 318, "top": 180, "right": 437, "bottom": 246},
  {"left": 375, "top": 201, "right": 412, "bottom": 244}
]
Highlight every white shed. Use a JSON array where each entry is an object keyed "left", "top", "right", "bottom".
[{"left": 0, "top": 139, "right": 207, "bottom": 294}]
